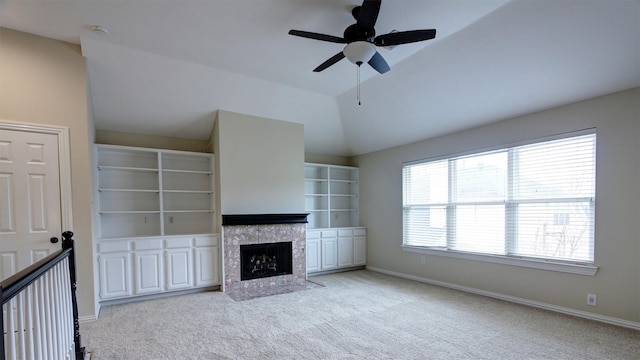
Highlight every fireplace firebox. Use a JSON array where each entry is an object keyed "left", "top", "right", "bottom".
[{"left": 240, "top": 242, "right": 293, "bottom": 281}]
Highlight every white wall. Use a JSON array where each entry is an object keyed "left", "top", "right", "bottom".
[
  {"left": 0, "top": 28, "right": 97, "bottom": 319},
  {"left": 354, "top": 88, "right": 640, "bottom": 323},
  {"left": 215, "top": 110, "right": 305, "bottom": 215}
]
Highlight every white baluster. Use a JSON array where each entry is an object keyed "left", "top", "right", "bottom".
[
  {"left": 62, "top": 259, "right": 74, "bottom": 359},
  {"left": 25, "top": 284, "right": 35, "bottom": 360},
  {"left": 53, "top": 265, "right": 62, "bottom": 359},
  {"left": 33, "top": 277, "right": 44, "bottom": 358},
  {"left": 44, "top": 273, "right": 54, "bottom": 357},
  {"left": 16, "top": 291, "right": 26, "bottom": 359},
  {"left": 50, "top": 268, "right": 60, "bottom": 359},
  {"left": 6, "top": 297, "right": 17, "bottom": 359}
]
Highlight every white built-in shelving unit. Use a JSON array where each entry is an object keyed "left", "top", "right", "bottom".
[
  {"left": 96, "top": 145, "right": 215, "bottom": 238},
  {"left": 304, "top": 163, "right": 366, "bottom": 274},
  {"left": 95, "top": 144, "right": 219, "bottom": 302},
  {"left": 304, "top": 163, "right": 359, "bottom": 229}
]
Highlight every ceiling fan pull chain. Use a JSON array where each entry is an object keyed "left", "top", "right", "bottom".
[{"left": 357, "top": 64, "right": 362, "bottom": 106}]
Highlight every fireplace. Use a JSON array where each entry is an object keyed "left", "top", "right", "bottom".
[
  {"left": 222, "top": 214, "right": 308, "bottom": 298},
  {"left": 240, "top": 242, "right": 293, "bottom": 281}
]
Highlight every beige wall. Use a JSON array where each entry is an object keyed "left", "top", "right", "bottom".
[
  {"left": 304, "top": 152, "right": 353, "bottom": 167},
  {"left": 0, "top": 28, "right": 97, "bottom": 318},
  {"left": 215, "top": 110, "right": 305, "bottom": 215},
  {"left": 96, "top": 129, "right": 210, "bottom": 153},
  {"left": 353, "top": 88, "right": 640, "bottom": 323}
]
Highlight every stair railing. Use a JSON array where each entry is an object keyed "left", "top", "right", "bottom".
[{"left": 1, "top": 231, "right": 85, "bottom": 360}]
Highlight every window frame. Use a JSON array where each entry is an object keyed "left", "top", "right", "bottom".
[{"left": 401, "top": 129, "right": 598, "bottom": 276}]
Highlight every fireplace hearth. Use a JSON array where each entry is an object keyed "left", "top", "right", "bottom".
[{"left": 241, "top": 242, "right": 293, "bottom": 281}]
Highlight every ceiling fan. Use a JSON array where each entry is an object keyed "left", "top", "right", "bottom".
[{"left": 288, "top": 0, "right": 436, "bottom": 74}]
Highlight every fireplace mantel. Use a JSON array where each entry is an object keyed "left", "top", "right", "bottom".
[{"left": 222, "top": 213, "right": 308, "bottom": 226}]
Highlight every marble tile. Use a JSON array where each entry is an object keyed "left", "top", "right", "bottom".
[{"left": 223, "top": 223, "right": 306, "bottom": 297}]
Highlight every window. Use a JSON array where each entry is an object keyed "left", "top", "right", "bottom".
[{"left": 403, "top": 132, "right": 596, "bottom": 265}]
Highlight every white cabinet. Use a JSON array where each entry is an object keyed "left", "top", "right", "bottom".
[
  {"left": 164, "top": 236, "right": 193, "bottom": 290},
  {"left": 338, "top": 230, "right": 354, "bottom": 268},
  {"left": 95, "top": 145, "right": 215, "bottom": 239},
  {"left": 134, "top": 250, "right": 163, "bottom": 295},
  {"left": 320, "top": 231, "right": 338, "bottom": 271},
  {"left": 354, "top": 230, "right": 367, "bottom": 266},
  {"left": 305, "top": 231, "right": 321, "bottom": 273},
  {"left": 98, "top": 252, "right": 132, "bottom": 300},
  {"left": 193, "top": 235, "right": 220, "bottom": 287},
  {"left": 97, "top": 235, "right": 221, "bottom": 302},
  {"left": 97, "top": 240, "right": 132, "bottom": 300},
  {"left": 305, "top": 163, "right": 359, "bottom": 229},
  {"left": 195, "top": 246, "right": 219, "bottom": 287},
  {"left": 132, "top": 238, "right": 163, "bottom": 295},
  {"left": 165, "top": 248, "right": 193, "bottom": 290},
  {"left": 307, "top": 228, "right": 366, "bottom": 274}
]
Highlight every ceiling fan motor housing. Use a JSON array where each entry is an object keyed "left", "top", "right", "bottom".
[{"left": 344, "top": 23, "right": 375, "bottom": 42}]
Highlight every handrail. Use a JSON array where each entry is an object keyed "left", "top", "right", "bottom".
[
  {"left": 0, "top": 231, "right": 85, "bottom": 360},
  {"left": 0, "top": 249, "right": 69, "bottom": 304}
]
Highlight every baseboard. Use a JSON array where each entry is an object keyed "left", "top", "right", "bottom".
[
  {"left": 366, "top": 266, "right": 640, "bottom": 331},
  {"left": 307, "top": 266, "right": 366, "bottom": 277},
  {"left": 79, "top": 314, "right": 97, "bottom": 323},
  {"left": 98, "top": 286, "right": 219, "bottom": 308}
]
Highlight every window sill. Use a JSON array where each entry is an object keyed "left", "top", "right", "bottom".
[{"left": 402, "top": 246, "right": 598, "bottom": 276}]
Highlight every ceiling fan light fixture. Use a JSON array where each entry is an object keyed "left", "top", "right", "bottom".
[{"left": 343, "top": 41, "right": 376, "bottom": 65}]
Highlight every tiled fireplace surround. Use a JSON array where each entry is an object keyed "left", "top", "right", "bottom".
[{"left": 222, "top": 214, "right": 308, "bottom": 297}]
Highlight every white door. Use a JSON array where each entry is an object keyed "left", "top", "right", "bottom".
[{"left": 0, "top": 128, "right": 63, "bottom": 280}]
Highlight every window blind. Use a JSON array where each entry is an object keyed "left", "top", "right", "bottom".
[{"left": 403, "top": 132, "right": 596, "bottom": 263}]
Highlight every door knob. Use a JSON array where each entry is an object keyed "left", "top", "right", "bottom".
[{"left": 50, "top": 237, "right": 59, "bottom": 244}]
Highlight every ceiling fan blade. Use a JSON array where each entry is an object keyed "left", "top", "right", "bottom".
[
  {"left": 313, "top": 52, "right": 346, "bottom": 72},
  {"left": 374, "top": 29, "right": 436, "bottom": 46},
  {"left": 368, "top": 51, "right": 390, "bottom": 74},
  {"left": 356, "top": 0, "right": 381, "bottom": 30},
  {"left": 288, "top": 30, "right": 346, "bottom": 44}
]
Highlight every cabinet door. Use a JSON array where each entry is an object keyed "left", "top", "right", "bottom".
[
  {"left": 321, "top": 238, "right": 338, "bottom": 271},
  {"left": 194, "top": 246, "right": 220, "bottom": 287},
  {"left": 354, "top": 235, "right": 366, "bottom": 266},
  {"left": 165, "top": 248, "right": 193, "bottom": 290},
  {"left": 98, "top": 252, "right": 132, "bottom": 300},
  {"left": 306, "top": 237, "right": 321, "bottom": 273},
  {"left": 134, "top": 250, "right": 164, "bottom": 295},
  {"left": 338, "top": 236, "right": 354, "bottom": 268}
]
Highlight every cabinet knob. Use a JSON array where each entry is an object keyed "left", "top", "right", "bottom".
[{"left": 50, "top": 237, "right": 59, "bottom": 244}]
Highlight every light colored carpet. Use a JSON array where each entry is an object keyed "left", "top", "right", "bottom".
[{"left": 81, "top": 270, "right": 640, "bottom": 359}]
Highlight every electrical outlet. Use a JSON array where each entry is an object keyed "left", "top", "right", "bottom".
[
  {"left": 169, "top": 216, "right": 174, "bottom": 223},
  {"left": 587, "top": 293, "right": 597, "bottom": 306},
  {"left": 421, "top": 256, "right": 426, "bottom": 265},
  {"left": 144, "top": 216, "right": 148, "bottom": 223}
]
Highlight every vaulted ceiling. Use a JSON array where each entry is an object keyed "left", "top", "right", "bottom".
[{"left": 1, "top": 0, "right": 638, "bottom": 156}]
